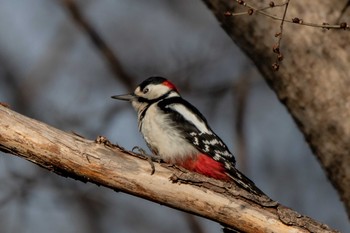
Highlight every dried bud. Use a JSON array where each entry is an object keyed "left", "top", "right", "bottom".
[
  {"left": 322, "top": 22, "right": 330, "bottom": 30},
  {"left": 238, "top": 0, "right": 245, "bottom": 5},
  {"left": 277, "top": 54, "right": 284, "bottom": 61},
  {"left": 340, "top": 22, "right": 348, "bottom": 30},
  {"left": 224, "top": 11, "right": 232, "bottom": 16},
  {"left": 275, "top": 32, "right": 281, "bottom": 37},
  {"left": 269, "top": 1, "right": 275, "bottom": 7},
  {"left": 272, "top": 63, "right": 279, "bottom": 71},
  {"left": 248, "top": 8, "right": 254, "bottom": 15},
  {"left": 292, "top": 17, "right": 301, "bottom": 23},
  {"left": 272, "top": 44, "right": 280, "bottom": 54}
]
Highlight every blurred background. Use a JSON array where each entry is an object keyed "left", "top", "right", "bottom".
[{"left": 0, "top": 0, "right": 348, "bottom": 232}]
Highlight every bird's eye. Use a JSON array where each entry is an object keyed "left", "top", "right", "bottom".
[{"left": 143, "top": 88, "right": 149, "bottom": 94}]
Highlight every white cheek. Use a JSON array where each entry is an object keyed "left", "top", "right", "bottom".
[{"left": 146, "top": 85, "right": 170, "bottom": 99}]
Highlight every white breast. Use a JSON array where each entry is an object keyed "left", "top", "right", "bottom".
[{"left": 140, "top": 104, "right": 198, "bottom": 163}]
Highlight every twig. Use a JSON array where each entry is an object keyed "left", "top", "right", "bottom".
[
  {"left": 225, "top": 0, "right": 350, "bottom": 30},
  {"left": 224, "top": 0, "right": 349, "bottom": 70},
  {"left": 277, "top": 0, "right": 290, "bottom": 47},
  {"left": 232, "top": 73, "right": 251, "bottom": 172},
  {"left": 271, "top": 0, "right": 290, "bottom": 71}
]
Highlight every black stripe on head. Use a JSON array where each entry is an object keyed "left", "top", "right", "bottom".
[
  {"left": 139, "top": 76, "right": 167, "bottom": 92},
  {"left": 137, "top": 97, "right": 151, "bottom": 103},
  {"left": 137, "top": 91, "right": 172, "bottom": 104}
]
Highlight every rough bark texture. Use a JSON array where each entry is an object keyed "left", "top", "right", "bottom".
[
  {"left": 202, "top": 0, "right": 350, "bottom": 216},
  {"left": 0, "top": 106, "right": 340, "bottom": 232}
]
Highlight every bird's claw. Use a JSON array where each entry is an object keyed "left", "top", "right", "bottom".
[{"left": 132, "top": 146, "right": 158, "bottom": 175}]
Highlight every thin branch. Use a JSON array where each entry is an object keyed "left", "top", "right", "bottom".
[
  {"left": 225, "top": 0, "right": 350, "bottom": 30},
  {"left": 0, "top": 56, "right": 31, "bottom": 114},
  {"left": 232, "top": 74, "right": 251, "bottom": 172},
  {"left": 336, "top": 1, "right": 350, "bottom": 23},
  {"left": 224, "top": 0, "right": 348, "bottom": 71},
  {"left": 61, "top": 0, "right": 135, "bottom": 90},
  {"left": 277, "top": 0, "right": 290, "bottom": 47},
  {"left": 270, "top": 0, "right": 290, "bottom": 70},
  {"left": 0, "top": 106, "right": 340, "bottom": 233}
]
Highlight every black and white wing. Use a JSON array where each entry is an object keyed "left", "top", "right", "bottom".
[
  {"left": 158, "top": 97, "right": 235, "bottom": 165},
  {"left": 158, "top": 97, "right": 264, "bottom": 195}
]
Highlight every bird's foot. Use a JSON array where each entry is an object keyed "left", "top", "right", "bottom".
[{"left": 132, "top": 146, "right": 161, "bottom": 175}]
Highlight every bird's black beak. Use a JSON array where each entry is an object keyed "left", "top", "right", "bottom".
[{"left": 111, "top": 93, "right": 136, "bottom": 101}]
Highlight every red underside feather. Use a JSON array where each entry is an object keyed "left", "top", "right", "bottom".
[{"left": 178, "top": 154, "right": 230, "bottom": 181}]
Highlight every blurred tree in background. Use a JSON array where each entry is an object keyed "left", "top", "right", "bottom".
[{"left": 0, "top": 0, "right": 349, "bottom": 232}]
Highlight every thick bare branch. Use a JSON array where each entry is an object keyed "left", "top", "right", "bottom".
[{"left": 0, "top": 106, "right": 339, "bottom": 232}]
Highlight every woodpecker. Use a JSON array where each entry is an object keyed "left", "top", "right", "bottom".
[{"left": 112, "top": 76, "right": 264, "bottom": 195}]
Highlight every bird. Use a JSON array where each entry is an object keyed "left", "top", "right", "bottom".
[{"left": 112, "top": 76, "right": 264, "bottom": 195}]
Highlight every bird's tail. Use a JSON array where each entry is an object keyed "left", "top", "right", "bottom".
[{"left": 226, "top": 167, "right": 265, "bottom": 196}]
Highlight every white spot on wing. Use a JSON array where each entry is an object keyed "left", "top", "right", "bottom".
[
  {"left": 213, "top": 154, "right": 221, "bottom": 161},
  {"left": 224, "top": 162, "right": 231, "bottom": 169},
  {"left": 203, "top": 139, "right": 220, "bottom": 145}
]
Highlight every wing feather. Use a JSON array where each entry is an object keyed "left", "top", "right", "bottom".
[
  {"left": 158, "top": 97, "right": 235, "bottom": 165},
  {"left": 158, "top": 97, "right": 265, "bottom": 195}
]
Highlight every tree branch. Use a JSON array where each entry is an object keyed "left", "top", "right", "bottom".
[
  {"left": 202, "top": 0, "right": 350, "bottom": 216},
  {"left": 61, "top": 0, "right": 135, "bottom": 90},
  {"left": 0, "top": 106, "right": 339, "bottom": 232}
]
